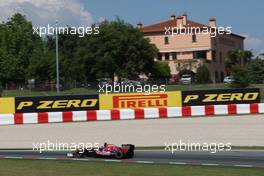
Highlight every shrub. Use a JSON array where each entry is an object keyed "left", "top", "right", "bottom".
[
  {"left": 231, "top": 66, "right": 250, "bottom": 88},
  {"left": 196, "top": 65, "right": 211, "bottom": 84}
]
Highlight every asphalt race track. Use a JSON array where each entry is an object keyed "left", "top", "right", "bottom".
[
  {"left": 1, "top": 114, "right": 264, "bottom": 148},
  {"left": 0, "top": 150, "right": 264, "bottom": 168}
]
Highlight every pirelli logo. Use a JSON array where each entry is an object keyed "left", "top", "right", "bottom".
[
  {"left": 112, "top": 94, "right": 168, "bottom": 108},
  {"left": 99, "top": 92, "right": 182, "bottom": 110}
]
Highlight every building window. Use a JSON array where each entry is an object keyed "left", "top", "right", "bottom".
[
  {"left": 157, "top": 53, "right": 162, "bottom": 60},
  {"left": 212, "top": 50, "right": 216, "bottom": 61},
  {"left": 213, "top": 37, "right": 217, "bottom": 47},
  {"left": 238, "top": 44, "right": 243, "bottom": 50},
  {"left": 171, "top": 52, "right": 177, "bottom": 60},
  {"left": 220, "top": 72, "right": 224, "bottom": 82},
  {"left": 215, "top": 71, "right": 219, "bottom": 82},
  {"left": 192, "top": 34, "right": 197, "bottom": 43},
  {"left": 164, "top": 37, "right": 169, "bottom": 44},
  {"left": 165, "top": 53, "right": 170, "bottom": 60},
  {"left": 193, "top": 50, "right": 207, "bottom": 59},
  {"left": 219, "top": 52, "right": 223, "bottom": 64}
]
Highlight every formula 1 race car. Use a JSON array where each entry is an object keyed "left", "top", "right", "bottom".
[{"left": 67, "top": 143, "right": 135, "bottom": 159}]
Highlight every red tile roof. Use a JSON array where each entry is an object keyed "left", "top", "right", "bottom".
[{"left": 141, "top": 18, "right": 207, "bottom": 33}]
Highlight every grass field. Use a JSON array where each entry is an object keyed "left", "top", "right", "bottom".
[
  {"left": 0, "top": 159, "right": 263, "bottom": 176},
  {"left": 1, "top": 83, "right": 264, "bottom": 97}
]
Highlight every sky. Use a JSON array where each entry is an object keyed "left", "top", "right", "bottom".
[{"left": 0, "top": 0, "right": 263, "bottom": 55}]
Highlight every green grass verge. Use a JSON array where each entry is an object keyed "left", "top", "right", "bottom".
[{"left": 0, "top": 159, "right": 263, "bottom": 176}]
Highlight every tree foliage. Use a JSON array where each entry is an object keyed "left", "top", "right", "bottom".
[
  {"left": 77, "top": 19, "right": 158, "bottom": 80},
  {"left": 225, "top": 49, "right": 253, "bottom": 73},
  {"left": 196, "top": 65, "right": 211, "bottom": 84},
  {"left": 231, "top": 65, "right": 250, "bottom": 88},
  {"left": 225, "top": 49, "right": 253, "bottom": 87},
  {"left": 0, "top": 13, "right": 53, "bottom": 85},
  {"left": 0, "top": 14, "right": 158, "bottom": 86},
  {"left": 46, "top": 18, "right": 158, "bottom": 82},
  {"left": 247, "top": 57, "right": 264, "bottom": 84},
  {"left": 151, "top": 62, "right": 171, "bottom": 78}
]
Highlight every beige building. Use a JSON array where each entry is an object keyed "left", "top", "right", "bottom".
[{"left": 139, "top": 14, "right": 245, "bottom": 82}]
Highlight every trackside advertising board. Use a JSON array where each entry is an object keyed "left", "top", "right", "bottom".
[
  {"left": 0, "top": 88, "right": 261, "bottom": 114},
  {"left": 15, "top": 95, "right": 99, "bottom": 113},
  {"left": 182, "top": 88, "right": 260, "bottom": 106},
  {"left": 99, "top": 91, "right": 182, "bottom": 110},
  {"left": 0, "top": 97, "right": 15, "bottom": 114}
]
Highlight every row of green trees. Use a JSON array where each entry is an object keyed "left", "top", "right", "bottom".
[
  {"left": 0, "top": 13, "right": 51, "bottom": 84},
  {"left": 193, "top": 49, "right": 264, "bottom": 86},
  {"left": 225, "top": 50, "right": 264, "bottom": 87},
  {"left": 1, "top": 13, "right": 263, "bottom": 88},
  {"left": 0, "top": 13, "right": 170, "bottom": 87}
]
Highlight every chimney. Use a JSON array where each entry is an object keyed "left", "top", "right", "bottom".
[
  {"left": 182, "top": 13, "right": 187, "bottom": 25},
  {"left": 170, "top": 14, "right": 176, "bottom": 20},
  {"left": 137, "top": 22, "right": 143, "bottom": 29},
  {"left": 176, "top": 16, "right": 183, "bottom": 27},
  {"left": 209, "top": 18, "right": 216, "bottom": 27}
]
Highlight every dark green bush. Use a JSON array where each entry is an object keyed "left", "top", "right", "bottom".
[
  {"left": 196, "top": 65, "right": 211, "bottom": 84},
  {"left": 231, "top": 66, "right": 250, "bottom": 88}
]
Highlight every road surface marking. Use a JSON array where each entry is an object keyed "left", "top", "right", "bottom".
[
  {"left": 169, "top": 162, "right": 186, "bottom": 165},
  {"left": 72, "top": 158, "right": 90, "bottom": 161},
  {"left": 234, "top": 165, "right": 253, "bottom": 168},
  {"left": 201, "top": 163, "right": 219, "bottom": 166},
  {"left": 4, "top": 156, "right": 23, "bottom": 159},
  {"left": 136, "top": 161, "right": 154, "bottom": 164},
  {"left": 39, "top": 157, "right": 57, "bottom": 160},
  {"left": 104, "top": 159, "right": 121, "bottom": 162}
]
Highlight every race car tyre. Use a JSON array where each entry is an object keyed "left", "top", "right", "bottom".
[
  {"left": 130, "top": 151, "right": 134, "bottom": 158},
  {"left": 115, "top": 151, "right": 123, "bottom": 159},
  {"left": 73, "top": 152, "right": 81, "bottom": 158}
]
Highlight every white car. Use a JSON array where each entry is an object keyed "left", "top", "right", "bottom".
[
  {"left": 223, "top": 76, "right": 234, "bottom": 84},
  {"left": 180, "top": 74, "right": 192, "bottom": 84}
]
